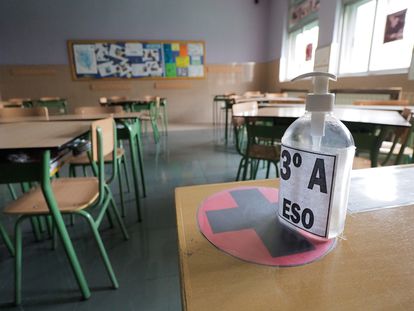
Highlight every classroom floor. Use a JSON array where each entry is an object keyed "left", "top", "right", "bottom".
[{"left": 0, "top": 124, "right": 251, "bottom": 311}]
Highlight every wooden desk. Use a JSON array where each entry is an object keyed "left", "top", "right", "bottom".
[
  {"left": 236, "top": 96, "right": 305, "bottom": 104},
  {"left": 215, "top": 95, "right": 304, "bottom": 144},
  {"left": 233, "top": 107, "right": 410, "bottom": 167},
  {"left": 175, "top": 165, "right": 414, "bottom": 310},
  {"left": 0, "top": 112, "right": 146, "bottom": 219},
  {"left": 0, "top": 121, "right": 92, "bottom": 299}
]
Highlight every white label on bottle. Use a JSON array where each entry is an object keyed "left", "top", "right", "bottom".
[{"left": 278, "top": 144, "right": 337, "bottom": 237}]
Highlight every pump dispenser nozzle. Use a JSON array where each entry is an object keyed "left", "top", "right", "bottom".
[{"left": 292, "top": 72, "right": 337, "bottom": 147}]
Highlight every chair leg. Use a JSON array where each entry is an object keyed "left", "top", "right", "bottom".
[
  {"left": 236, "top": 157, "right": 246, "bottom": 181},
  {"left": 121, "top": 154, "right": 131, "bottom": 193},
  {"left": 76, "top": 211, "right": 119, "bottom": 289},
  {"left": 117, "top": 158, "right": 126, "bottom": 218},
  {"left": 265, "top": 161, "right": 271, "bottom": 178},
  {"left": 0, "top": 222, "right": 15, "bottom": 256},
  {"left": 14, "top": 216, "right": 26, "bottom": 305},
  {"left": 151, "top": 119, "right": 160, "bottom": 143},
  {"left": 7, "top": 184, "right": 17, "bottom": 200},
  {"left": 108, "top": 193, "right": 130, "bottom": 241},
  {"left": 30, "top": 217, "right": 42, "bottom": 241}
]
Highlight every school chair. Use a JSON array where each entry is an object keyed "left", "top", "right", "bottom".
[
  {"left": 353, "top": 108, "right": 414, "bottom": 169},
  {"left": 68, "top": 106, "right": 131, "bottom": 217},
  {"left": 3, "top": 118, "right": 129, "bottom": 305},
  {"left": 0, "top": 107, "right": 48, "bottom": 118}
]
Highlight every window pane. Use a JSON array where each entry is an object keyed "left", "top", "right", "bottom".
[
  {"left": 286, "top": 22, "right": 319, "bottom": 80},
  {"left": 369, "top": 0, "right": 414, "bottom": 71},
  {"left": 339, "top": 0, "right": 376, "bottom": 74}
]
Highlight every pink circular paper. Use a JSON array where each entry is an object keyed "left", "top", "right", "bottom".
[{"left": 197, "top": 187, "right": 336, "bottom": 266}]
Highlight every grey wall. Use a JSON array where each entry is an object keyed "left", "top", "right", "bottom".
[
  {"left": 0, "top": 0, "right": 272, "bottom": 65},
  {"left": 267, "top": 0, "right": 288, "bottom": 61}
]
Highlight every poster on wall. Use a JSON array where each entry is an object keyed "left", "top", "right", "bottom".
[
  {"left": 383, "top": 9, "right": 406, "bottom": 43},
  {"left": 68, "top": 40, "right": 205, "bottom": 80},
  {"left": 289, "top": 0, "right": 320, "bottom": 30}
]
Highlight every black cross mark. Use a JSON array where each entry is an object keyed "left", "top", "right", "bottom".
[{"left": 206, "top": 189, "right": 314, "bottom": 257}]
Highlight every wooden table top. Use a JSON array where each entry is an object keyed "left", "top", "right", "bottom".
[
  {"left": 175, "top": 165, "right": 414, "bottom": 310},
  {"left": 236, "top": 96, "right": 305, "bottom": 104},
  {"left": 0, "top": 112, "right": 142, "bottom": 124},
  {"left": 233, "top": 106, "right": 411, "bottom": 127},
  {"left": 0, "top": 121, "right": 91, "bottom": 150}
]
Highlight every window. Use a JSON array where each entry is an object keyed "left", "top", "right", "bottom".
[
  {"left": 284, "top": 21, "right": 319, "bottom": 80},
  {"left": 339, "top": 0, "right": 414, "bottom": 75}
]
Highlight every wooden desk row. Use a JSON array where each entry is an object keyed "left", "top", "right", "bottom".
[
  {"left": 0, "top": 112, "right": 145, "bottom": 301},
  {"left": 175, "top": 165, "right": 414, "bottom": 310}
]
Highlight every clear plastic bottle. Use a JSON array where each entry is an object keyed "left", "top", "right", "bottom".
[{"left": 278, "top": 72, "right": 355, "bottom": 239}]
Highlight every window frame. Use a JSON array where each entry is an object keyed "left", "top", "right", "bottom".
[{"left": 338, "top": 0, "right": 414, "bottom": 77}]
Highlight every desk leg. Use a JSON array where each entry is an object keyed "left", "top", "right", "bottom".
[
  {"left": 224, "top": 101, "right": 229, "bottom": 145},
  {"left": 371, "top": 127, "right": 388, "bottom": 167},
  {"left": 126, "top": 122, "right": 143, "bottom": 221},
  {"left": 41, "top": 151, "right": 90, "bottom": 299},
  {"left": 135, "top": 119, "right": 147, "bottom": 197}
]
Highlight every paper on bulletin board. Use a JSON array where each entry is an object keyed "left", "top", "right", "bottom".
[
  {"left": 171, "top": 43, "right": 180, "bottom": 51},
  {"left": 176, "top": 56, "right": 190, "bottom": 68},
  {"left": 189, "top": 65, "right": 204, "bottom": 77},
  {"left": 73, "top": 44, "right": 98, "bottom": 74},
  {"left": 188, "top": 43, "right": 204, "bottom": 56},
  {"left": 125, "top": 43, "right": 143, "bottom": 56}
]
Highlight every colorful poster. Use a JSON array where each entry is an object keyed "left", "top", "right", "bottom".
[
  {"left": 179, "top": 45, "right": 188, "bottom": 56},
  {"left": 165, "top": 63, "right": 177, "bottom": 77},
  {"left": 171, "top": 43, "right": 180, "bottom": 51},
  {"left": 176, "top": 56, "right": 190, "bottom": 68},
  {"left": 70, "top": 41, "right": 204, "bottom": 79},
  {"left": 188, "top": 43, "right": 203, "bottom": 56},
  {"left": 384, "top": 9, "right": 406, "bottom": 43}
]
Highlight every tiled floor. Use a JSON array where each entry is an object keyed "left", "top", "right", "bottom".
[{"left": 0, "top": 125, "right": 247, "bottom": 310}]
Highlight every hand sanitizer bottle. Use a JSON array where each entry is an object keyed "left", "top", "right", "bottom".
[{"left": 278, "top": 72, "right": 355, "bottom": 239}]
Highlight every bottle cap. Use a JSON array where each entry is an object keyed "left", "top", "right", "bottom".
[
  {"left": 292, "top": 72, "right": 337, "bottom": 137},
  {"left": 292, "top": 72, "right": 337, "bottom": 112}
]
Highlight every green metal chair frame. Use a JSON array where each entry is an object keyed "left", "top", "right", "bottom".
[
  {"left": 4, "top": 118, "right": 129, "bottom": 305},
  {"left": 34, "top": 97, "right": 68, "bottom": 114},
  {"left": 0, "top": 222, "right": 14, "bottom": 256},
  {"left": 244, "top": 118, "right": 282, "bottom": 180},
  {"left": 134, "top": 99, "right": 161, "bottom": 143},
  {"left": 69, "top": 106, "right": 132, "bottom": 217}
]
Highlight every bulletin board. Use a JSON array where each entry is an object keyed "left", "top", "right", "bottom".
[{"left": 67, "top": 40, "right": 205, "bottom": 80}]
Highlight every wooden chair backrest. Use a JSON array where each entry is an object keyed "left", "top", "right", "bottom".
[
  {"left": 0, "top": 107, "right": 48, "bottom": 118},
  {"left": 74, "top": 106, "right": 123, "bottom": 115},
  {"left": 243, "top": 91, "right": 262, "bottom": 98},
  {"left": 264, "top": 92, "right": 287, "bottom": 98},
  {"left": 232, "top": 101, "right": 258, "bottom": 115},
  {"left": 91, "top": 118, "right": 114, "bottom": 162},
  {"left": 7, "top": 98, "right": 31, "bottom": 105},
  {"left": 353, "top": 99, "right": 409, "bottom": 106},
  {"left": 39, "top": 96, "right": 61, "bottom": 101}
]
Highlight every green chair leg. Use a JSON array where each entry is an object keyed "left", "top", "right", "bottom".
[
  {"left": 77, "top": 211, "right": 119, "bottom": 289},
  {"left": 108, "top": 193, "right": 129, "bottom": 240},
  {"left": 14, "top": 216, "right": 25, "bottom": 305},
  {"left": 7, "top": 184, "right": 17, "bottom": 200},
  {"left": 29, "top": 217, "right": 42, "bottom": 241},
  {"left": 116, "top": 159, "right": 126, "bottom": 218},
  {"left": 121, "top": 155, "right": 131, "bottom": 193},
  {"left": 0, "top": 222, "right": 15, "bottom": 256}
]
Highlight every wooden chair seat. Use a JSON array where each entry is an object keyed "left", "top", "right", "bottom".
[
  {"left": 4, "top": 177, "right": 99, "bottom": 215},
  {"left": 68, "top": 147, "right": 125, "bottom": 165},
  {"left": 247, "top": 144, "right": 280, "bottom": 161},
  {"left": 379, "top": 141, "right": 413, "bottom": 157},
  {"left": 352, "top": 156, "right": 373, "bottom": 169}
]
